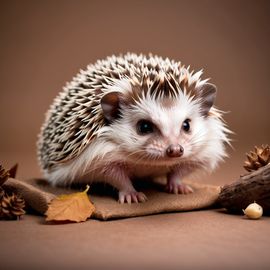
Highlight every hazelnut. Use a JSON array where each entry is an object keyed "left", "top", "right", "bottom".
[{"left": 243, "top": 202, "right": 263, "bottom": 219}]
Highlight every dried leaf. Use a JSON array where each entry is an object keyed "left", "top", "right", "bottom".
[{"left": 45, "top": 185, "right": 95, "bottom": 223}]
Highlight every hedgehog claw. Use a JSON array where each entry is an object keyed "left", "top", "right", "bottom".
[
  {"left": 165, "top": 182, "right": 194, "bottom": 195},
  {"left": 118, "top": 191, "right": 147, "bottom": 204}
]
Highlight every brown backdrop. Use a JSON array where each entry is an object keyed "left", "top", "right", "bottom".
[{"left": 0, "top": 0, "right": 269, "bottom": 184}]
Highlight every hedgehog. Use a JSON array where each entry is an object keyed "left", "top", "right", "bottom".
[{"left": 37, "top": 53, "right": 231, "bottom": 203}]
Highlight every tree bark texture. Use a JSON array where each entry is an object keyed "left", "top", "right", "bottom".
[{"left": 218, "top": 164, "right": 270, "bottom": 213}]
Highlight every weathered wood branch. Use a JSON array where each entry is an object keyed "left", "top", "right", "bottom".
[{"left": 218, "top": 163, "right": 270, "bottom": 213}]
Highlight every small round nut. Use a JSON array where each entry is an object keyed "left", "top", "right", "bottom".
[{"left": 243, "top": 202, "right": 263, "bottom": 219}]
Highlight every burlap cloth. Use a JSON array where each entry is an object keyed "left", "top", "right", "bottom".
[{"left": 5, "top": 178, "right": 221, "bottom": 220}]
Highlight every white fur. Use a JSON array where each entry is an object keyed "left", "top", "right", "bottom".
[{"left": 45, "top": 139, "right": 117, "bottom": 186}]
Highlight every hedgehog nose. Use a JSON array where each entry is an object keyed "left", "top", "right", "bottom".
[{"left": 166, "top": 144, "right": 184, "bottom": 158}]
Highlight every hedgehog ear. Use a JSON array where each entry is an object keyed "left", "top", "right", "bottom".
[
  {"left": 101, "top": 91, "right": 122, "bottom": 122},
  {"left": 196, "top": 83, "right": 217, "bottom": 116}
]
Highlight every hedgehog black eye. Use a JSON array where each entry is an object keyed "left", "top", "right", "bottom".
[
  {"left": 137, "top": 120, "right": 154, "bottom": 135},
  {"left": 182, "top": 119, "right": 191, "bottom": 132}
]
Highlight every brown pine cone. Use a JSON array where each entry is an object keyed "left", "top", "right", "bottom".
[
  {"left": 0, "top": 192, "right": 25, "bottom": 220},
  {"left": 244, "top": 144, "right": 270, "bottom": 172},
  {"left": 0, "top": 165, "right": 10, "bottom": 186},
  {"left": 0, "top": 187, "right": 4, "bottom": 200}
]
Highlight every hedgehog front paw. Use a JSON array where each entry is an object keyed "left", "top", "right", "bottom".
[
  {"left": 118, "top": 190, "right": 147, "bottom": 204},
  {"left": 165, "top": 181, "right": 194, "bottom": 195}
]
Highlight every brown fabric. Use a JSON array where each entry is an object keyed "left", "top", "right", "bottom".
[{"left": 4, "top": 178, "right": 220, "bottom": 220}]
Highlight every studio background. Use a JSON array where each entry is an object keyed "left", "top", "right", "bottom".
[
  {"left": 1, "top": 2, "right": 270, "bottom": 270},
  {"left": 0, "top": 0, "right": 269, "bottom": 184}
]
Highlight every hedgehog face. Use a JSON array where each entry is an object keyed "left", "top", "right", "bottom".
[{"left": 100, "top": 82, "right": 223, "bottom": 166}]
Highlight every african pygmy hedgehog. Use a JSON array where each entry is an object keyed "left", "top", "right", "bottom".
[{"left": 37, "top": 53, "right": 230, "bottom": 203}]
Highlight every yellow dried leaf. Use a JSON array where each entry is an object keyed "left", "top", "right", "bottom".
[{"left": 45, "top": 185, "right": 95, "bottom": 222}]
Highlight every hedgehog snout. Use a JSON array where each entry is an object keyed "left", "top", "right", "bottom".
[{"left": 166, "top": 144, "right": 184, "bottom": 158}]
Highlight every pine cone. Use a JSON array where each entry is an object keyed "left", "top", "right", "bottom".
[
  {"left": 0, "top": 165, "right": 10, "bottom": 186},
  {"left": 244, "top": 144, "right": 270, "bottom": 172},
  {"left": 0, "top": 192, "right": 25, "bottom": 220},
  {"left": 0, "top": 187, "right": 4, "bottom": 200}
]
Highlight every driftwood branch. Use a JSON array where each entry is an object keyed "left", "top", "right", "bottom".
[
  {"left": 4, "top": 178, "right": 56, "bottom": 214},
  {"left": 218, "top": 163, "right": 270, "bottom": 213}
]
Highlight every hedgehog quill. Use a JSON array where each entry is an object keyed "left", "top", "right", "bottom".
[{"left": 37, "top": 53, "right": 231, "bottom": 203}]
